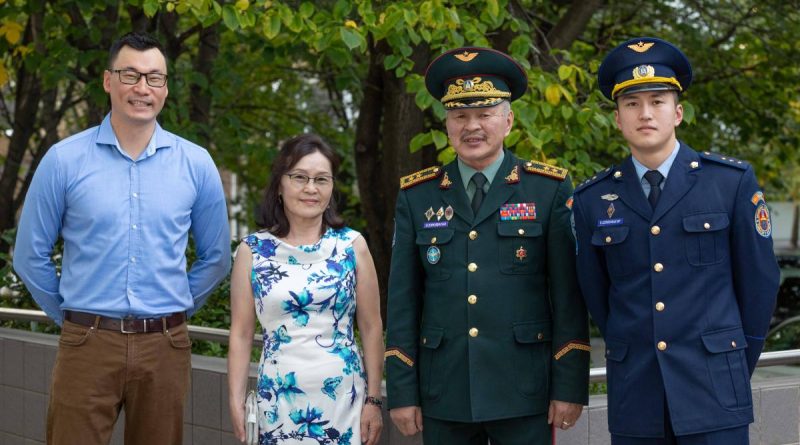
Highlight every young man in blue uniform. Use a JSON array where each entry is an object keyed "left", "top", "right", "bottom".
[
  {"left": 385, "top": 47, "right": 590, "bottom": 445},
  {"left": 571, "top": 37, "right": 780, "bottom": 444}
]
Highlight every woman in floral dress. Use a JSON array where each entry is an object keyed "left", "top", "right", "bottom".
[{"left": 228, "top": 134, "right": 384, "bottom": 444}]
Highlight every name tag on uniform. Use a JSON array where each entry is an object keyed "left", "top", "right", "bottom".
[
  {"left": 423, "top": 221, "right": 448, "bottom": 229},
  {"left": 597, "top": 218, "right": 624, "bottom": 227},
  {"left": 500, "top": 203, "right": 536, "bottom": 221}
]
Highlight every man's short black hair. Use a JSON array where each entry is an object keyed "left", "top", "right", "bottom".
[{"left": 108, "top": 32, "right": 167, "bottom": 68}]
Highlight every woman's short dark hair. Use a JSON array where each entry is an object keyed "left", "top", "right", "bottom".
[{"left": 256, "top": 134, "right": 345, "bottom": 237}]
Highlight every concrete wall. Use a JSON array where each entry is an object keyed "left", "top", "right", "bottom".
[{"left": 2, "top": 327, "right": 799, "bottom": 445}]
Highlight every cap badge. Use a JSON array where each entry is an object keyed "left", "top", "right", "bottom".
[
  {"left": 633, "top": 65, "right": 656, "bottom": 79},
  {"left": 454, "top": 51, "right": 479, "bottom": 62},
  {"left": 628, "top": 41, "right": 655, "bottom": 53}
]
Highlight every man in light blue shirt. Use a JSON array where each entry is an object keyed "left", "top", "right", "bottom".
[{"left": 13, "top": 32, "right": 230, "bottom": 444}]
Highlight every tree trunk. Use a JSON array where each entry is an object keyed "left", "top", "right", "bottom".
[
  {"left": 189, "top": 24, "right": 220, "bottom": 147},
  {"left": 354, "top": 40, "right": 432, "bottom": 321},
  {"left": 0, "top": 11, "right": 45, "bottom": 258},
  {"left": 541, "top": 0, "right": 604, "bottom": 70}
]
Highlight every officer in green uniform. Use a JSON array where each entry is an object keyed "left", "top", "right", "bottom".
[{"left": 385, "top": 47, "right": 590, "bottom": 445}]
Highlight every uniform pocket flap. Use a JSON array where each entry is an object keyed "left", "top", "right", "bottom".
[
  {"left": 420, "top": 326, "right": 444, "bottom": 349},
  {"left": 604, "top": 339, "right": 629, "bottom": 362},
  {"left": 415, "top": 229, "right": 454, "bottom": 245},
  {"left": 513, "top": 320, "right": 552, "bottom": 343},
  {"left": 682, "top": 213, "right": 730, "bottom": 233},
  {"left": 701, "top": 327, "right": 747, "bottom": 353},
  {"left": 591, "top": 226, "right": 630, "bottom": 246},
  {"left": 497, "top": 222, "right": 543, "bottom": 238}
]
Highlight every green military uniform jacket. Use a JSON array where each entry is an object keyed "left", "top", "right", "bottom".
[{"left": 386, "top": 149, "right": 590, "bottom": 422}]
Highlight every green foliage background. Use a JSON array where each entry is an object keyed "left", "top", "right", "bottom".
[{"left": 1, "top": 0, "right": 799, "bottom": 371}]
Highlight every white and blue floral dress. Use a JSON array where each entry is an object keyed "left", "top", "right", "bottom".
[{"left": 243, "top": 227, "right": 366, "bottom": 445}]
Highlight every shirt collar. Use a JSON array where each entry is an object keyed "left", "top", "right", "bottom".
[
  {"left": 457, "top": 149, "right": 505, "bottom": 189},
  {"left": 632, "top": 140, "right": 680, "bottom": 183},
  {"left": 97, "top": 113, "right": 171, "bottom": 160}
]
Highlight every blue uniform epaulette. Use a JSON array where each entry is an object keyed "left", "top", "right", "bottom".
[
  {"left": 522, "top": 160, "right": 568, "bottom": 181},
  {"left": 574, "top": 167, "right": 614, "bottom": 194},
  {"left": 399, "top": 165, "right": 443, "bottom": 189},
  {"left": 698, "top": 151, "right": 749, "bottom": 170}
]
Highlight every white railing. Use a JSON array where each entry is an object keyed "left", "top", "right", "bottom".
[{"left": 2, "top": 307, "right": 800, "bottom": 384}]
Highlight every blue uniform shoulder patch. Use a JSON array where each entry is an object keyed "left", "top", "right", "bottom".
[
  {"left": 698, "top": 151, "right": 749, "bottom": 170},
  {"left": 574, "top": 167, "right": 615, "bottom": 194}
]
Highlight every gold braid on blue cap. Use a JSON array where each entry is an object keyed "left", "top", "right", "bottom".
[{"left": 611, "top": 65, "right": 682, "bottom": 99}]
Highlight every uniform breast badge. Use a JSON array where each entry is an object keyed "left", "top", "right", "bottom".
[
  {"left": 425, "top": 207, "right": 434, "bottom": 221},
  {"left": 444, "top": 205, "right": 454, "bottom": 221},
  {"left": 515, "top": 246, "right": 527, "bottom": 261},
  {"left": 426, "top": 245, "right": 441, "bottom": 264},
  {"left": 601, "top": 194, "right": 618, "bottom": 201},
  {"left": 607, "top": 203, "right": 615, "bottom": 218}
]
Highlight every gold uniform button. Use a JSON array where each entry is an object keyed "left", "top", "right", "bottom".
[
  {"left": 654, "top": 263, "right": 664, "bottom": 272},
  {"left": 469, "top": 328, "right": 479, "bottom": 337},
  {"left": 657, "top": 341, "right": 667, "bottom": 351},
  {"left": 703, "top": 222, "right": 711, "bottom": 230},
  {"left": 518, "top": 228, "right": 525, "bottom": 235},
  {"left": 537, "top": 333, "right": 544, "bottom": 340},
  {"left": 651, "top": 226, "right": 661, "bottom": 235},
  {"left": 469, "top": 230, "right": 478, "bottom": 240},
  {"left": 467, "top": 295, "right": 477, "bottom": 304},
  {"left": 468, "top": 263, "right": 478, "bottom": 272},
  {"left": 422, "top": 338, "right": 427, "bottom": 345},
  {"left": 431, "top": 236, "right": 437, "bottom": 244},
  {"left": 655, "top": 302, "right": 665, "bottom": 311},
  {"left": 731, "top": 341, "right": 737, "bottom": 348},
  {"left": 605, "top": 236, "right": 612, "bottom": 243}
]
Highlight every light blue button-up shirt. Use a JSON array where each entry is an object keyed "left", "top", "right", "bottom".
[
  {"left": 13, "top": 114, "right": 231, "bottom": 325},
  {"left": 632, "top": 141, "right": 681, "bottom": 198}
]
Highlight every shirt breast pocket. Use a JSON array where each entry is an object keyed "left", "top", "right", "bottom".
[
  {"left": 591, "top": 226, "right": 631, "bottom": 278},
  {"left": 682, "top": 213, "right": 730, "bottom": 266},
  {"left": 416, "top": 229, "right": 455, "bottom": 281},
  {"left": 497, "top": 221, "right": 543, "bottom": 274}
]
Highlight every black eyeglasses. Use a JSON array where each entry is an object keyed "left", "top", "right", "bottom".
[
  {"left": 108, "top": 69, "right": 168, "bottom": 87},
  {"left": 284, "top": 174, "right": 335, "bottom": 187}
]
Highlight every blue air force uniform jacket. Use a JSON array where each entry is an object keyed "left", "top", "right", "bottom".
[
  {"left": 571, "top": 143, "right": 779, "bottom": 437},
  {"left": 385, "top": 150, "right": 590, "bottom": 422}
]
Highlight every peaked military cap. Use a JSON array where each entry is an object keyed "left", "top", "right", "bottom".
[
  {"left": 598, "top": 37, "right": 692, "bottom": 100},
  {"left": 425, "top": 47, "right": 528, "bottom": 109}
]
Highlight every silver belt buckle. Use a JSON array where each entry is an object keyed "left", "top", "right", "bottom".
[{"left": 120, "top": 317, "right": 138, "bottom": 334}]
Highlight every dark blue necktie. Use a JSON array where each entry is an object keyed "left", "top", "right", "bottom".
[
  {"left": 470, "top": 172, "right": 487, "bottom": 215},
  {"left": 643, "top": 170, "right": 664, "bottom": 209}
]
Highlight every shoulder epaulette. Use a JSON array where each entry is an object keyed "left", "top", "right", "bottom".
[
  {"left": 698, "top": 151, "right": 749, "bottom": 170},
  {"left": 399, "top": 165, "right": 443, "bottom": 190},
  {"left": 522, "top": 160, "right": 568, "bottom": 181},
  {"left": 574, "top": 167, "right": 614, "bottom": 194}
]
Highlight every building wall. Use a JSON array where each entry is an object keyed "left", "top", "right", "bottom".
[{"left": 2, "top": 328, "right": 799, "bottom": 445}]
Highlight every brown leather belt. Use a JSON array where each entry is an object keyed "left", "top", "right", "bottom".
[{"left": 64, "top": 310, "right": 186, "bottom": 334}]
